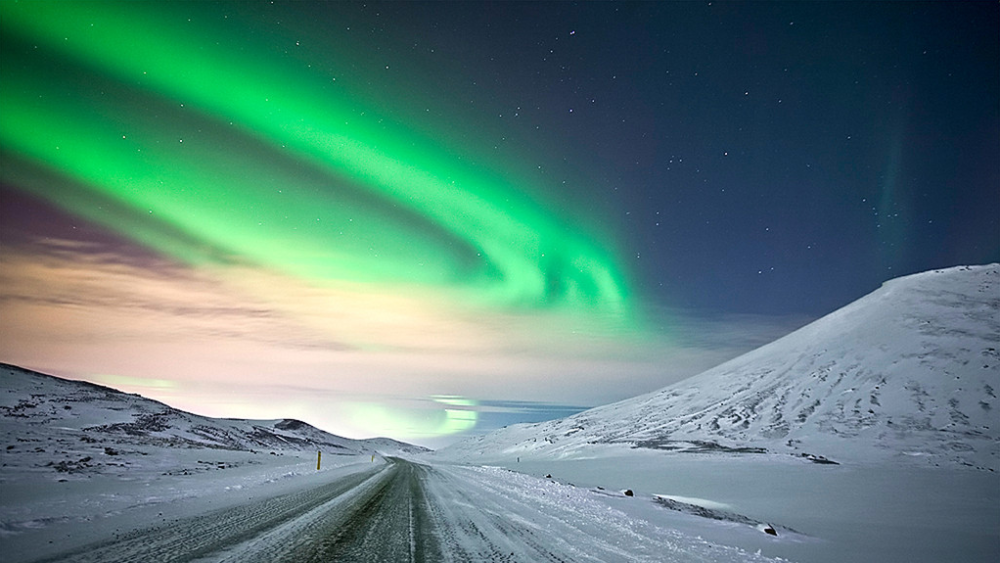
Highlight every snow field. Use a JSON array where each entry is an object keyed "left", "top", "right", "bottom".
[
  {"left": 423, "top": 462, "right": 788, "bottom": 562},
  {"left": 461, "top": 451, "right": 999, "bottom": 563}
]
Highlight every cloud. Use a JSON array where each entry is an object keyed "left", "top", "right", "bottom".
[
  {"left": 0, "top": 235, "right": 813, "bottom": 446},
  {"left": 0, "top": 238, "right": 335, "bottom": 350}
]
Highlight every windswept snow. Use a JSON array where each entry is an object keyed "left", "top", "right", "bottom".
[
  {"left": 439, "top": 264, "right": 1000, "bottom": 470},
  {"left": 421, "top": 463, "right": 783, "bottom": 562}
]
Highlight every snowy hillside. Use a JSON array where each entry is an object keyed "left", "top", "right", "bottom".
[
  {"left": 440, "top": 264, "right": 1000, "bottom": 471},
  {"left": 0, "top": 363, "right": 428, "bottom": 475}
]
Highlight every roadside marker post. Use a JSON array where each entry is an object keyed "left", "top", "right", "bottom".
[{"left": 317, "top": 451, "right": 321, "bottom": 470}]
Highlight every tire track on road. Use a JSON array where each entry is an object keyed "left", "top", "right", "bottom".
[
  {"left": 289, "top": 458, "right": 442, "bottom": 563},
  {"left": 31, "top": 464, "right": 386, "bottom": 563}
]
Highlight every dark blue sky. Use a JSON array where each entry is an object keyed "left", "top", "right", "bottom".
[{"left": 337, "top": 0, "right": 999, "bottom": 318}]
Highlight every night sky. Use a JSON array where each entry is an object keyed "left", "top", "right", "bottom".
[{"left": 1, "top": 1, "right": 997, "bottom": 447}]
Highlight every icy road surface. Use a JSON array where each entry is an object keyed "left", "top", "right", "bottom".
[{"left": 24, "top": 458, "right": 782, "bottom": 563}]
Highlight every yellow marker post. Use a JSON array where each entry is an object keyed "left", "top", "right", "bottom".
[
  {"left": 317, "top": 451, "right": 321, "bottom": 470},
  {"left": 371, "top": 454, "right": 374, "bottom": 462}
]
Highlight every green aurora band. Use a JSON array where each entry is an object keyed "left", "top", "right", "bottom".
[{"left": 0, "top": 2, "right": 633, "bottom": 321}]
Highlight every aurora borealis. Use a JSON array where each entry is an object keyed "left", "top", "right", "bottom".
[
  {"left": 2, "top": 2, "right": 997, "bottom": 446},
  {"left": 0, "top": 0, "right": 629, "bottom": 314}
]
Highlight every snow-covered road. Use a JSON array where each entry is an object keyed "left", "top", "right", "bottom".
[
  {"left": 28, "top": 463, "right": 387, "bottom": 563},
  {"left": 23, "top": 458, "right": 783, "bottom": 563}
]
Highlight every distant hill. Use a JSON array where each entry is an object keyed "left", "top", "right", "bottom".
[
  {"left": 0, "top": 363, "right": 429, "bottom": 468},
  {"left": 439, "top": 265, "right": 1000, "bottom": 471}
]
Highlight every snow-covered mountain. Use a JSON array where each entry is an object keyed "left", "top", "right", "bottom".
[
  {"left": 440, "top": 264, "right": 1000, "bottom": 471},
  {"left": 0, "top": 363, "right": 428, "bottom": 474}
]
